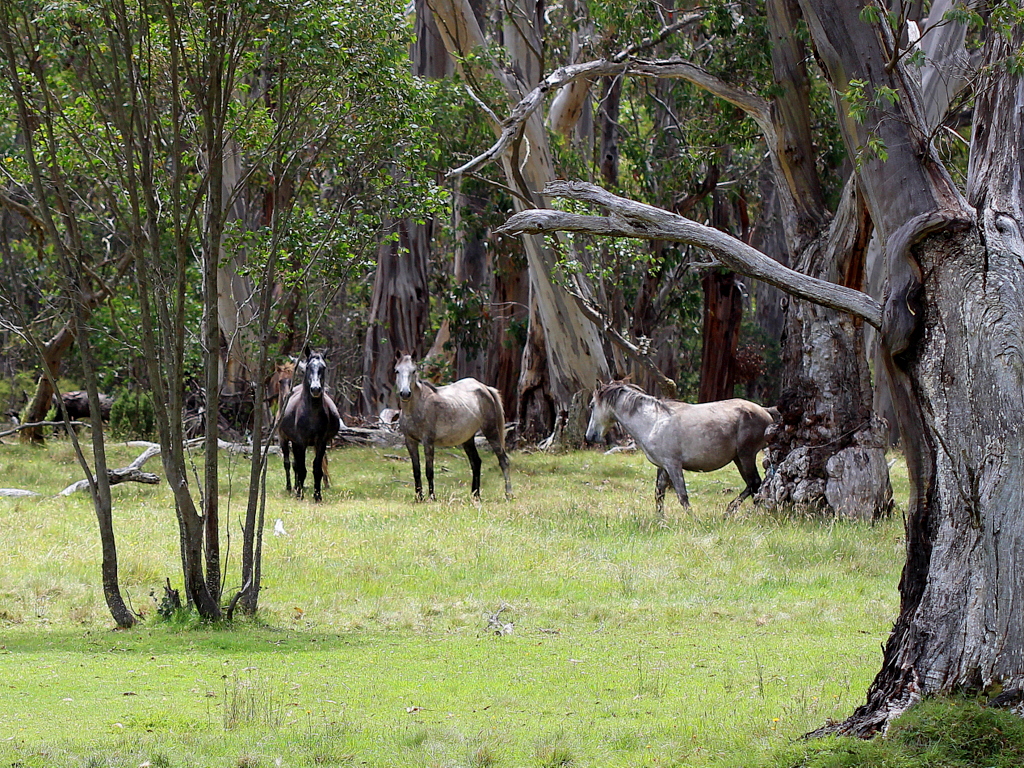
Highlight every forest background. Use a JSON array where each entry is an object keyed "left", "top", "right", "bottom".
[{"left": 3, "top": 0, "right": 1024, "bottom": 740}]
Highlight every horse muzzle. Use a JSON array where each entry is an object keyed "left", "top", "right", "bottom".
[{"left": 398, "top": 389, "right": 412, "bottom": 402}]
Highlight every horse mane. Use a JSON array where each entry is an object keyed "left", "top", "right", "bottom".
[
  {"left": 422, "top": 381, "right": 439, "bottom": 393},
  {"left": 599, "top": 381, "right": 671, "bottom": 415}
]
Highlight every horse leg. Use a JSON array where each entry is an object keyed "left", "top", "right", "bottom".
[
  {"left": 282, "top": 439, "right": 292, "bottom": 493},
  {"left": 665, "top": 465, "right": 691, "bottom": 510},
  {"left": 312, "top": 443, "right": 326, "bottom": 502},
  {"left": 655, "top": 467, "right": 670, "bottom": 518},
  {"left": 726, "top": 454, "right": 763, "bottom": 515},
  {"left": 405, "top": 437, "right": 423, "bottom": 500},
  {"left": 424, "top": 440, "right": 436, "bottom": 500},
  {"left": 293, "top": 445, "right": 308, "bottom": 500},
  {"left": 485, "top": 434, "right": 513, "bottom": 499},
  {"left": 463, "top": 439, "right": 482, "bottom": 498}
]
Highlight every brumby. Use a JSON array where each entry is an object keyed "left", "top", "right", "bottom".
[
  {"left": 585, "top": 381, "right": 776, "bottom": 516},
  {"left": 394, "top": 354, "right": 512, "bottom": 501}
]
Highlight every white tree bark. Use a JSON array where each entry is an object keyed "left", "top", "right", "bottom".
[{"left": 426, "top": 0, "right": 610, "bottom": 406}]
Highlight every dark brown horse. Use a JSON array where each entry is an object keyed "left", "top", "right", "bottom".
[
  {"left": 52, "top": 390, "right": 113, "bottom": 421},
  {"left": 279, "top": 348, "right": 340, "bottom": 501},
  {"left": 394, "top": 354, "right": 512, "bottom": 501},
  {"left": 586, "top": 381, "right": 777, "bottom": 516}
]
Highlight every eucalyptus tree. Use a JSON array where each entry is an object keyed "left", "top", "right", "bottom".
[
  {"left": 501, "top": 0, "right": 1024, "bottom": 736},
  {"left": 426, "top": 0, "right": 611, "bottom": 434}
]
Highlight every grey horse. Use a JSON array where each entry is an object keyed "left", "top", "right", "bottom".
[
  {"left": 585, "top": 381, "right": 776, "bottom": 515},
  {"left": 394, "top": 354, "right": 512, "bottom": 501}
]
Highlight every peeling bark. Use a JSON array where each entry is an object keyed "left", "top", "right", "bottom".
[
  {"left": 360, "top": 222, "right": 431, "bottom": 414},
  {"left": 427, "top": 0, "right": 611, "bottom": 418},
  {"left": 798, "top": 2, "right": 1020, "bottom": 735}
]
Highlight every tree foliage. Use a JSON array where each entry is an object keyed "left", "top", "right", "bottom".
[{"left": 0, "top": 0, "right": 444, "bottom": 622}]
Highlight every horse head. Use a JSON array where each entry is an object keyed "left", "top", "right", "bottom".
[
  {"left": 303, "top": 349, "right": 327, "bottom": 399},
  {"left": 394, "top": 354, "right": 418, "bottom": 402},
  {"left": 586, "top": 381, "right": 642, "bottom": 443},
  {"left": 585, "top": 382, "right": 616, "bottom": 443}
]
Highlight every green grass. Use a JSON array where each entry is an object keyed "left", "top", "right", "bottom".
[{"left": 0, "top": 438, "right": 915, "bottom": 767}]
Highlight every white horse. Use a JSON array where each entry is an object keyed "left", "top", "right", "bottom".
[
  {"left": 394, "top": 355, "right": 512, "bottom": 500},
  {"left": 585, "top": 381, "right": 777, "bottom": 515}
]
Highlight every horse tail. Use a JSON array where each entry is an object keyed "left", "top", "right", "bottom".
[
  {"left": 766, "top": 406, "right": 781, "bottom": 423},
  {"left": 487, "top": 385, "right": 508, "bottom": 451}
]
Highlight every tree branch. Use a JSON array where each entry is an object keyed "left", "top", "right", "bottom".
[
  {"left": 565, "top": 287, "right": 678, "bottom": 398},
  {"left": 497, "top": 181, "right": 884, "bottom": 329},
  {"left": 446, "top": 12, "right": 750, "bottom": 182},
  {"left": 611, "top": 15, "right": 706, "bottom": 62},
  {"left": 447, "top": 55, "right": 771, "bottom": 181}
]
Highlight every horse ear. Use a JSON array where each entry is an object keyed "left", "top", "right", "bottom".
[{"left": 303, "top": 343, "right": 312, "bottom": 359}]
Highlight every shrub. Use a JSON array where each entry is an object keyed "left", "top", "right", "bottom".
[{"left": 109, "top": 388, "right": 156, "bottom": 439}]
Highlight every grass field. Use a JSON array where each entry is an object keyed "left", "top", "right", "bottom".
[{"left": 0, "top": 438, "right": 910, "bottom": 767}]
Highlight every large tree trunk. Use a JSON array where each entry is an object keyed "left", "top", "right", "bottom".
[
  {"left": 756, "top": 184, "right": 893, "bottom": 519},
  {"left": 747, "top": 163, "right": 790, "bottom": 404},
  {"left": 216, "top": 139, "right": 258, "bottom": 399},
  {"left": 360, "top": 222, "right": 431, "bottom": 414},
  {"left": 863, "top": 0, "right": 976, "bottom": 450},
  {"left": 798, "top": 0, "right": 1019, "bottom": 734},
  {"left": 455, "top": 194, "right": 491, "bottom": 380},
  {"left": 750, "top": 0, "right": 891, "bottom": 519},
  {"left": 516, "top": 294, "right": 555, "bottom": 442},
  {"left": 427, "top": 0, "right": 610, "bottom": 427},
  {"left": 485, "top": 243, "right": 528, "bottom": 419},
  {"left": 698, "top": 269, "right": 742, "bottom": 402},
  {"left": 20, "top": 325, "right": 74, "bottom": 443},
  {"left": 698, "top": 190, "right": 746, "bottom": 403}
]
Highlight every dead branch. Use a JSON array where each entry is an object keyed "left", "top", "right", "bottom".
[
  {"left": 447, "top": 40, "right": 770, "bottom": 183},
  {"left": 0, "top": 420, "right": 90, "bottom": 439},
  {"left": 497, "top": 181, "right": 884, "bottom": 329},
  {"left": 58, "top": 466, "right": 161, "bottom": 496},
  {"left": 59, "top": 443, "right": 163, "bottom": 495}
]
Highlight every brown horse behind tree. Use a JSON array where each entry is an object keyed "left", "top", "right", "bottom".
[{"left": 267, "top": 360, "right": 296, "bottom": 417}]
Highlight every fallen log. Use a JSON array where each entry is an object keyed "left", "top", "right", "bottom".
[
  {"left": 0, "top": 443, "right": 163, "bottom": 498},
  {"left": 59, "top": 466, "right": 161, "bottom": 496}
]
